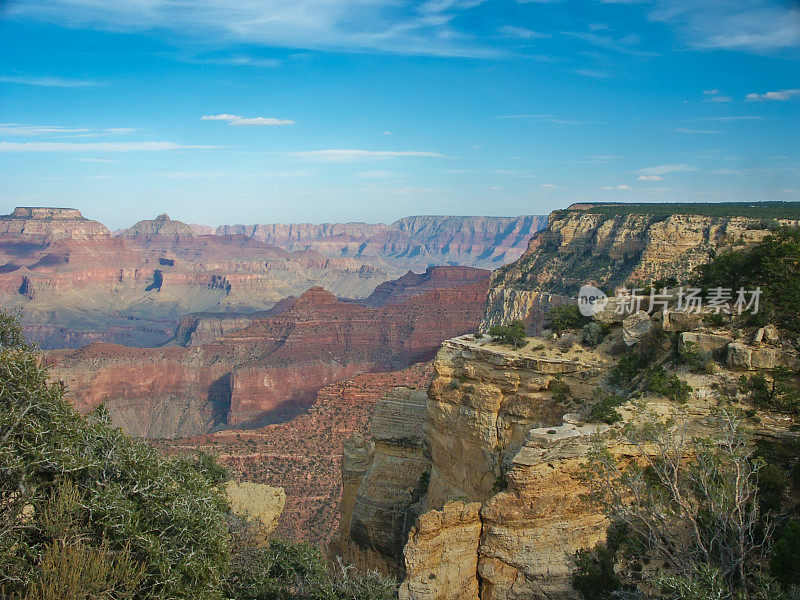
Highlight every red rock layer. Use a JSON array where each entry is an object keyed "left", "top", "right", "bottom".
[{"left": 47, "top": 269, "right": 488, "bottom": 438}]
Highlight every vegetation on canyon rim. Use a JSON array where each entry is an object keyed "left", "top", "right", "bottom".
[
  {"left": 568, "top": 232, "right": 800, "bottom": 600},
  {"left": 0, "top": 312, "right": 393, "bottom": 600}
]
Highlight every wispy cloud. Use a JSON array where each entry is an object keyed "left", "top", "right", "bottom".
[
  {"left": 200, "top": 114, "right": 294, "bottom": 126},
  {"left": 499, "top": 25, "right": 550, "bottom": 40},
  {"left": 0, "top": 123, "right": 135, "bottom": 137},
  {"left": 602, "top": 184, "right": 631, "bottom": 190},
  {"left": 675, "top": 128, "right": 722, "bottom": 134},
  {"left": 0, "top": 141, "right": 216, "bottom": 153},
  {"left": 0, "top": 75, "right": 103, "bottom": 87},
  {"left": 7, "top": 0, "right": 501, "bottom": 58},
  {"left": 638, "top": 163, "right": 697, "bottom": 175},
  {"left": 356, "top": 170, "right": 394, "bottom": 178},
  {"left": 493, "top": 114, "right": 603, "bottom": 125},
  {"left": 289, "top": 149, "right": 445, "bottom": 160},
  {"left": 746, "top": 89, "right": 800, "bottom": 101},
  {"left": 687, "top": 116, "right": 765, "bottom": 122},
  {"left": 638, "top": 175, "right": 664, "bottom": 181},
  {"left": 649, "top": 0, "right": 800, "bottom": 52}
]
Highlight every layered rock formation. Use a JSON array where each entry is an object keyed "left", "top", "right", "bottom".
[
  {"left": 0, "top": 210, "right": 388, "bottom": 348},
  {"left": 335, "top": 334, "right": 615, "bottom": 597},
  {"left": 48, "top": 269, "right": 488, "bottom": 438},
  {"left": 0, "top": 208, "right": 540, "bottom": 349},
  {"left": 216, "top": 215, "right": 546, "bottom": 271},
  {"left": 483, "top": 207, "right": 799, "bottom": 332},
  {"left": 159, "top": 363, "right": 433, "bottom": 546}
]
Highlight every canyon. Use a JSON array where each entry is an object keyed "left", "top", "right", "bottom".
[
  {"left": 0, "top": 207, "right": 543, "bottom": 349},
  {"left": 330, "top": 205, "right": 800, "bottom": 599},
  {"left": 46, "top": 266, "right": 490, "bottom": 438}
]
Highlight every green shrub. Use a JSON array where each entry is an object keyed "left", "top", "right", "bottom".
[
  {"left": 678, "top": 341, "right": 714, "bottom": 374},
  {"left": 548, "top": 305, "right": 588, "bottom": 332},
  {"left": 571, "top": 545, "right": 622, "bottom": 600},
  {"left": 771, "top": 519, "right": 800, "bottom": 589},
  {"left": 582, "top": 322, "right": 605, "bottom": 347},
  {"left": 588, "top": 394, "right": 625, "bottom": 424},
  {"left": 0, "top": 312, "right": 230, "bottom": 600},
  {"left": 489, "top": 320, "right": 528, "bottom": 348},
  {"left": 645, "top": 365, "right": 692, "bottom": 403},
  {"left": 607, "top": 353, "right": 650, "bottom": 389},
  {"left": 695, "top": 227, "right": 800, "bottom": 332},
  {"left": 224, "top": 536, "right": 395, "bottom": 600}
]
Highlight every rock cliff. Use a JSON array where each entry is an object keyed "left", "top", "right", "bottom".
[
  {"left": 336, "top": 302, "right": 800, "bottom": 598},
  {"left": 0, "top": 208, "right": 537, "bottom": 349},
  {"left": 483, "top": 207, "right": 798, "bottom": 331},
  {"left": 335, "top": 334, "right": 616, "bottom": 597}
]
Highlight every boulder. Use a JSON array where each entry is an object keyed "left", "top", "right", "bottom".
[
  {"left": 662, "top": 310, "right": 703, "bottom": 332},
  {"left": 679, "top": 332, "right": 734, "bottom": 354},
  {"left": 622, "top": 311, "right": 653, "bottom": 346},
  {"left": 225, "top": 481, "right": 286, "bottom": 546}
]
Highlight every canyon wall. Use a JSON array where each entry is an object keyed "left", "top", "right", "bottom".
[
  {"left": 335, "top": 335, "right": 615, "bottom": 597},
  {"left": 0, "top": 208, "right": 543, "bottom": 349},
  {"left": 215, "top": 215, "right": 547, "bottom": 271},
  {"left": 47, "top": 268, "right": 489, "bottom": 439},
  {"left": 483, "top": 207, "right": 798, "bottom": 332}
]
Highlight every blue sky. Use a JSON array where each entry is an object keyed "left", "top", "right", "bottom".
[{"left": 0, "top": 0, "right": 799, "bottom": 228}]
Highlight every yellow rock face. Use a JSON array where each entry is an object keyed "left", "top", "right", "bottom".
[{"left": 225, "top": 481, "right": 286, "bottom": 546}]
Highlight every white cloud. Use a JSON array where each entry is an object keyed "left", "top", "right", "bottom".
[
  {"left": 602, "top": 184, "right": 631, "bottom": 190},
  {"left": 746, "top": 89, "right": 800, "bottom": 101},
  {"left": 688, "top": 116, "right": 764, "bottom": 122},
  {"left": 703, "top": 89, "right": 720, "bottom": 95},
  {"left": 200, "top": 114, "right": 294, "bottom": 126},
  {"left": 77, "top": 157, "right": 117, "bottom": 163},
  {"left": 637, "top": 164, "right": 698, "bottom": 176},
  {"left": 705, "top": 96, "right": 732, "bottom": 103},
  {"left": 649, "top": 1, "right": 800, "bottom": 52},
  {"left": 541, "top": 183, "right": 556, "bottom": 189},
  {"left": 157, "top": 171, "right": 228, "bottom": 179},
  {"left": 637, "top": 175, "right": 664, "bottom": 181},
  {"left": 0, "top": 141, "right": 215, "bottom": 153},
  {"left": 675, "top": 128, "right": 722, "bottom": 134},
  {"left": 289, "top": 149, "right": 445, "bottom": 160},
  {"left": 499, "top": 25, "right": 550, "bottom": 40},
  {"left": 0, "top": 123, "right": 135, "bottom": 137},
  {"left": 383, "top": 131, "right": 392, "bottom": 135},
  {"left": 7, "top": 0, "right": 501, "bottom": 58},
  {"left": 493, "top": 114, "right": 603, "bottom": 125},
  {"left": 0, "top": 75, "right": 103, "bottom": 87}
]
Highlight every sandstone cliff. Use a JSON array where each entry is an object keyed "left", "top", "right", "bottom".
[
  {"left": 336, "top": 305, "right": 800, "bottom": 599},
  {"left": 335, "top": 334, "right": 616, "bottom": 597},
  {"left": 483, "top": 207, "right": 798, "bottom": 331}
]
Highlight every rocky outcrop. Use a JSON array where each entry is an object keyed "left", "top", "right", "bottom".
[
  {"left": 360, "top": 266, "right": 489, "bottom": 307},
  {"left": 225, "top": 481, "right": 286, "bottom": 546},
  {"left": 0, "top": 209, "right": 537, "bottom": 349},
  {"left": 483, "top": 207, "right": 798, "bottom": 332},
  {"left": 335, "top": 335, "right": 615, "bottom": 597},
  {"left": 117, "top": 213, "right": 196, "bottom": 242},
  {"left": 336, "top": 388, "right": 430, "bottom": 575},
  {"left": 216, "top": 215, "right": 547, "bottom": 271},
  {"left": 0, "top": 207, "right": 110, "bottom": 240},
  {"left": 0, "top": 208, "right": 392, "bottom": 348}
]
